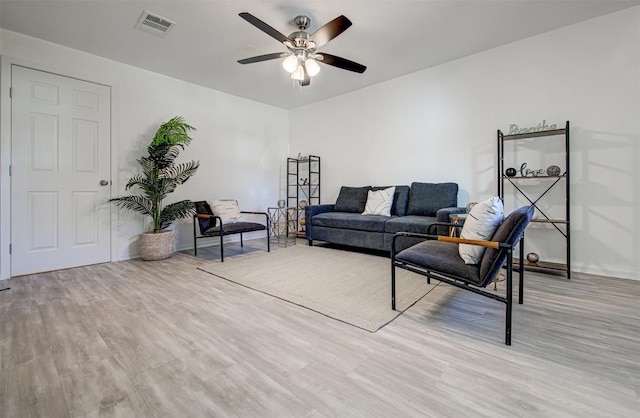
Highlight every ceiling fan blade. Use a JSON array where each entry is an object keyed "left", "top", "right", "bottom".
[
  {"left": 310, "top": 15, "right": 352, "bottom": 49},
  {"left": 239, "top": 12, "right": 290, "bottom": 44},
  {"left": 316, "top": 53, "right": 367, "bottom": 73},
  {"left": 300, "top": 66, "right": 311, "bottom": 86},
  {"left": 238, "top": 52, "right": 288, "bottom": 64}
]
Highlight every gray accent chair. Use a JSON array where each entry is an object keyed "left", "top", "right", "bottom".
[{"left": 391, "top": 205, "right": 534, "bottom": 345}]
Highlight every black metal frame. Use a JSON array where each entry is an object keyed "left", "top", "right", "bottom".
[
  {"left": 287, "top": 155, "right": 320, "bottom": 234},
  {"left": 193, "top": 211, "right": 270, "bottom": 262},
  {"left": 497, "top": 121, "right": 570, "bottom": 278},
  {"left": 391, "top": 232, "right": 525, "bottom": 345}
]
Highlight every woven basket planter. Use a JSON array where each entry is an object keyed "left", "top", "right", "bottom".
[{"left": 139, "top": 230, "right": 175, "bottom": 261}]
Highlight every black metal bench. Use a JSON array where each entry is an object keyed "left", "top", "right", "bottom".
[
  {"left": 193, "top": 201, "right": 269, "bottom": 262},
  {"left": 392, "top": 205, "right": 534, "bottom": 345}
]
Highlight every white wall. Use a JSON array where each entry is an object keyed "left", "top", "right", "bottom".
[
  {"left": 1, "top": 7, "right": 639, "bottom": 280},
  {"left": 290, "top": 8, "right": 640, "bottom": 280},
  {"left": 0, "top": 29, "right": 288, "bottom": 277}
]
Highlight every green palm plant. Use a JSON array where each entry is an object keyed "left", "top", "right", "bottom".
[{"left": 111, "top": 116, "right": 200, "bottom": 232}]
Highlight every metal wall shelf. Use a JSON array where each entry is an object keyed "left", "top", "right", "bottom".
[
  {"left": 498, "top": 121, "right": 571, "bottom": 279},
  {"left": 287, "top": 155, "right": 320, "bottom": 235}
]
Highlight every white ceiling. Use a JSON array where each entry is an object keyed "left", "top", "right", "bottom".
[{"left": 1, "top": 1, "right": 637, "bottom": 109}]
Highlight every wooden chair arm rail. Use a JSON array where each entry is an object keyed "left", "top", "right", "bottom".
[
  {"left": 393, "top": 231, "right": 508, "bottom": 250},
  {"left": 437, "top": 235, "right": 500, "bottom": 249},
  {"left": 195, "top": 214, "right": 220, "bottom": 220}
]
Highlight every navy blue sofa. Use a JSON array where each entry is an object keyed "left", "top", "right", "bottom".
[{"left": 305, "top": 182, "right": 465, "bottom": 252}]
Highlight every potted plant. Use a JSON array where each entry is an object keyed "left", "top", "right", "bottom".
[{"left": 111, "top": 116, "right": 200, "bottom": 260}]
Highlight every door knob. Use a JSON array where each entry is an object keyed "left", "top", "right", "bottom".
[{"left": 99, "top": 179, "right": 109, "bottom": 186}]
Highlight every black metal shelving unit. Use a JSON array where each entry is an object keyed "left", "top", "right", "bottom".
[
  {"left": 287, "top": 155, "right": 320, "bottom": 236},
  {"left": 498, "top": 121, "right": 570, "bottom": 279}
]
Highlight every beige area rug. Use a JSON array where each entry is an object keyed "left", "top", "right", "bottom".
[{"left": 197, "top": 245, "right": 438, "bottom": 332}]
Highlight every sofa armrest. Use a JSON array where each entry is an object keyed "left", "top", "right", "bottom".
[
  {"left": 306, "top": 204, "right": 335, "bottom": 219},
  {"left": 436, "top": 206, "right": 467, "bottom": 222},
  {"left": 305, "top": 204, "right": 335, "bottom": 240},
  {"left": 427, "top": 222, "right": 458, "bottom": 235},
  {"left": 434, "top": 207, "right": 466, "bottom": 235}
]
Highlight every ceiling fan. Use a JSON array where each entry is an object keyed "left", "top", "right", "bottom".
[{"left": 237, "top": 12, "right": 367, "bottom": 86}]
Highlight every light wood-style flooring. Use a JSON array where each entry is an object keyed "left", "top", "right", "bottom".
[{"left": 1, "top": 239, "right": 639, "bottom": 417}]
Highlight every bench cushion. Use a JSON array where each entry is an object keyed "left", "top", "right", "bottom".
[
  {"left": 203, "top": 222, "right": 266, "bottom": 236},
  {"left": 396, "top": 240, "right": 482, "bottom": 285}
]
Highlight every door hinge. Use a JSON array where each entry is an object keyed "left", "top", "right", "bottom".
[
  {"left": 9, "top": 165, "right": 11, "bottom": 176},
  {"left": 9, "top": 244, "right": 11, "bottom": 255},
  {"left": 9, "top": 87, "right": 12, "bottom": 99}
]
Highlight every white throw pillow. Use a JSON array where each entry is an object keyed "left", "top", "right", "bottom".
[
  {"left": 458, "top": 196, "right": 504, "bottom": 264},
  {"left": 207, "top": 199, "right": 242, "bottom": 225},
  {"left": 362, "top": 186, "right": 395, "bottom": 217}
]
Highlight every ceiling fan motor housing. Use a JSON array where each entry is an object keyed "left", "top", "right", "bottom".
[{"left": 294, "top": 15, "right": 311, "bottom": 30}]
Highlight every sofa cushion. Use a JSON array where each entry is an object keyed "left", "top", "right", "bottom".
[
  {"left": 396, "top": 240, "right": 481, "bottom": 285},
  {"left": 372, "top": 185, "right": 410, "bottom": 216},
  {"left": 312, "top": 212, "right": 386, "bottom": 233},
  {"left": 363, "top": 186, "right": 395, "bottom": 216},
  {"left": 384, "top": 215, "right": 437, "bottom": 234},
  {"left": 334, "top": 186, "right": 371, "bottom": 213},
  {"left": 407, "top": 182, "right": 458, "bottom": 216}
]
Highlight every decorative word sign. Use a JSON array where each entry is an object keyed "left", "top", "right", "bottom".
[
  {"left": 519, "top": 163, "right": 544, "bottom": 177},
  {"left": 508, "top": 120, "right": 557, "bottom": 135}
]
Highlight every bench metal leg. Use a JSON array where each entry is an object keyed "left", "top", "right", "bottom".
[
  {"left": 193, "top": 217, "right": 198, "bottom": 256},
  {"left": 220, "top": 233, "right": 224, "bottom": 262},
  {"left": 519, "top": 236, "right": 525, "bottom": 305},
  {"left": 391, "top": 241, "right": 397, "bottom": 310},
  {"left": 391, "top": 264, "right": 396, "bottom": 310},
  {"left": 506, "top": 249, "right": 513, "bottom": 346}
]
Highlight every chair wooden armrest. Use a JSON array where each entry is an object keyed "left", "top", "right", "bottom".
[
  {"left": 436, "top": 236, "right": 501, "bottom": 249},
  {"left": 196, "top": 213, "right": 222, "bottom": 221}
]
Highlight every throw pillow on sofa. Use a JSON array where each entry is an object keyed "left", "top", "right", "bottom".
[
  {"left": 362, "top": 186, "right": 396, "bottom": 216},
  {"left": 334, "top": 186, "right": 371, "bottom": 213},
  {"left": 407, "top": 182, "right": 458, "bottom": 216},
  {"left": 459, "top": 196, "right": 504, "bottom": 264},
  {"left": 207, "top": 199, "right": 242, "bottom": 225}
]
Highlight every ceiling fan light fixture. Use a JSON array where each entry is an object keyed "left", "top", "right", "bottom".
[
  {"left": 291, "top": 64, "right": 305, "bottom": 81},
  {"left": 305, "top": 58, "right": 320, "bottom": 76},
  {"left": 238, "top": 12, "right": 367, "bottom": 87},
  {"left": 282, "top": 54, "right": 298, "bottom": 73}
]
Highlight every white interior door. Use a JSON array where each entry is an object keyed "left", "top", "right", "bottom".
[{"left": 11, "top": 65, "right": 111, "bottom": 276}]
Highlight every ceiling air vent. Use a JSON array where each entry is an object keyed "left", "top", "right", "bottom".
[{"left": 135, "top": 10, "right": 175, "bottom": 37}]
